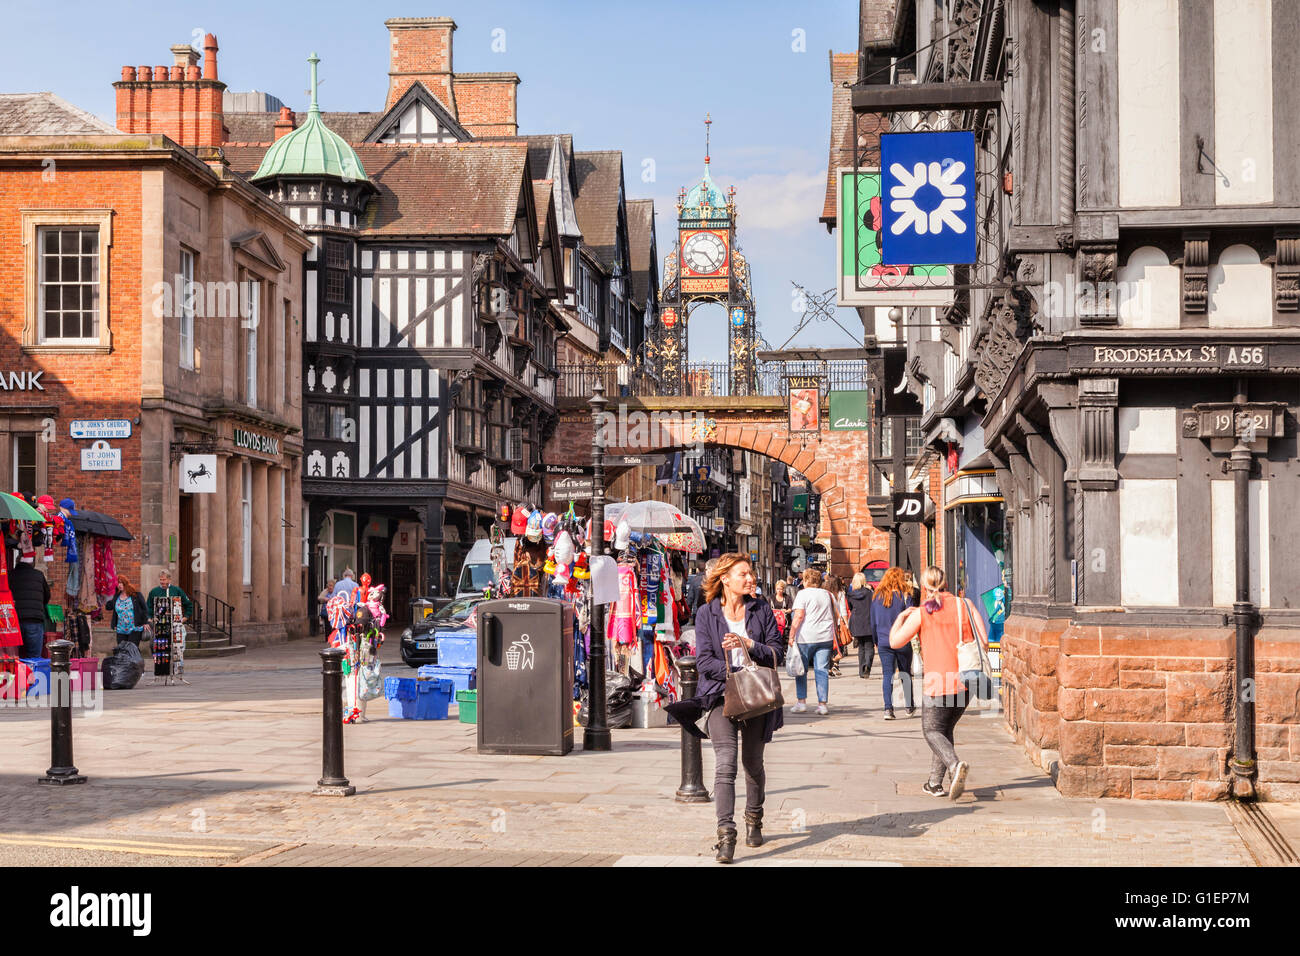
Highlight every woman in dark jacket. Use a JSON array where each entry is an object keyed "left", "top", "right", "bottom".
[
  {"left": 110, "top": 575, "right": 149, "bottom": 645},
  {"left": 847, "top": 572, "right": 876, "bottom": 679},
  {"left": 871, "top": 567, "right": 915, "bottom": 719},
  {"left": 670, "top": 552, "right": 785, "bottom": 864}
]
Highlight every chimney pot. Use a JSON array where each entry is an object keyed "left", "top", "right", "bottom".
[
  {"left": 273, "top": 106, "right": 297, "bottom": 141},
  {"left": 170, "top": 65, "right": 183, "bottom": 81},
  {"left": 138, "top": 65, "right": 152, "bottom": 82},
  {"left": 122, "top": 66, "right": 136, "bottom": 81},
  {"left": 186, "top": 65, "right": 200, "bottom": 81},
  {"left": 203, "top": 34, "right": 219, "bottom": 80},
  {"left": 154, "top": 65, "right": 168, "bottom": 81}
]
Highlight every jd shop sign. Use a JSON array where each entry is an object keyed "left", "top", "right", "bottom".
[
  {"left": 233, "top": 427, "right": 280, "bottom": 458},
  {"left": 829, "top": 390, "right": 871, "bottom": 431}
]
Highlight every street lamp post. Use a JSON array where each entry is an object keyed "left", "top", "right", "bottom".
[{"left": 584, "top": 380, "right": 612, "bottom": 751}]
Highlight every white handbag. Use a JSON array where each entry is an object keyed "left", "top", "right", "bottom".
[{"left": 954, "top": 596, "right": 983, "bottom": 672}]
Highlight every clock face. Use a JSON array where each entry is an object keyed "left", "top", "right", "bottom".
[{"left": 681, "top": 231, "right": 728, "bottom": 275}]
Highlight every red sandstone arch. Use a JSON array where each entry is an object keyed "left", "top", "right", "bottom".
[{"left": 546, "top": 399, "right": 890, "bottom": 579}]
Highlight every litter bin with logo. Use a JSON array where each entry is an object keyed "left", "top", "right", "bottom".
[{"left": 476, "top": 597, "right": 574, "bottom": 755}]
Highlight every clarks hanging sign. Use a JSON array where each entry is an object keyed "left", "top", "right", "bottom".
[{"left": 233, "top": 427, "right": 280, "bottom": 458}]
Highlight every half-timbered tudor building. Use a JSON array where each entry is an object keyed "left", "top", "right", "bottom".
[
  {"left": 851, "top": 0, "right": 1300, "bottom": 800},
  {"left": 218, "top": 44, "right": 563, "bottom": 611}
]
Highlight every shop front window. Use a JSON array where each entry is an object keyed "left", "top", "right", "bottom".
[
  {"left": 12, "top": 435, "right": 36, "bottom": 498},
  {"left": 331, "top": 511, "right": 356, "bottom": 580}
]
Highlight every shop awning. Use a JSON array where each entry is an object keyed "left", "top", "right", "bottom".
[{"left": 943, "top": 470, "right": 1003, "bottom": 510}]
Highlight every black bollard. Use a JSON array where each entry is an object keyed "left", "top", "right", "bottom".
[
  {"left": 313, "top": 647, "right": 355, "bottom": 796},
  {"left": 38, "top": 640, "right": 86, "bottom": 786},
  {"left": 674, "top": 656, "right": 709, "bottom": 803}
]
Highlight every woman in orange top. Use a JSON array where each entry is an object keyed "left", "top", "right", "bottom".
[{"left": 888, "top": 565, "right": 989, "bottom": 799}]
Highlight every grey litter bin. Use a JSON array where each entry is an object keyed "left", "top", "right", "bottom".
[{"left": 476, "top": 597, "right": 574, "bottom": 756}]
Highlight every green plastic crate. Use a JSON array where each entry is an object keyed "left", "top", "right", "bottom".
[{"left": 456, "top": 688, "right": 477, "bottom": 724}]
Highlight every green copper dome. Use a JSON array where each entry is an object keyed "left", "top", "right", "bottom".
[
  {"left": 251, "top": 53, "right": 367, "bottom": 183},
  {"left": 683, "top": 166, "right": 726, "bottom": 210}
]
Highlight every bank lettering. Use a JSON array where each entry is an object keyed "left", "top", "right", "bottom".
[
  {"left": 233, "top": 428, "right": 279, "bottom": 456},
  {"left": 0, "top": 371, "right": 44, "bottom": 391}
]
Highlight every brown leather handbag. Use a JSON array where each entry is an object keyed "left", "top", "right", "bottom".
[{"left": 723, "top": 639, "right": 785, "bottom": 721}]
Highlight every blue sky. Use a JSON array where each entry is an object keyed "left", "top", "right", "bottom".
[{"left": 3, "top": 0, "right": 864, "bottom": 360}]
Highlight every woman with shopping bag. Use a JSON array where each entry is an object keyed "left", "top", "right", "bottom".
[
  {"left": 870, "top": 567, "right": 915, "bottom": 719},
  {"left": 668, "top": 552, "right": 785, "bottom": 864},
  {"left": 888, "top": 566, "right": 989, "bottom": 799}
]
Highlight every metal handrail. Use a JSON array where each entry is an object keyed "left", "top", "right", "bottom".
[{"left": 192, "top": 590, "right": 234, "bottom": 647}]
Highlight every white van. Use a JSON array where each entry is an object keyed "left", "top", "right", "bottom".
[{"left": 455, "top": 537, "right": 517, "bottom": 597}]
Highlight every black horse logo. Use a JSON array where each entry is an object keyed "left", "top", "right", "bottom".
[{"left": 187, "top": 463, "right": 211, "bottom": 486}]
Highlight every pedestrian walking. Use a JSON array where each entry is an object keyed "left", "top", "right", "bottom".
[
  {"left": 9, "top": 559, "right": 50, "bottom": 658},
  {"left": 769, "top": 579, "right": 792, "bottom": 636},
  {"left": 316, "top": 578, "right": 336, "bottom": 636},
  {"left": 825, "top": 574, "right": 850, "bottom": 677},
  {"left": 332, "top": 568, "right": 359, "bottom": 598},
  {"left": 888, "top": 566, "right": 989, "bottom": 798},
  {"left": 786, "top": 568, "right": 837, "bottom": 714},
  {"left": 846, "top": 572, "right": 875, "bottom": 679},
  {"left": 670, "top": 552, "right": 785, "bottom": 863},
  {"left": 871, "top": 567, "right": 915, "bottom": 719},
  {"left": 110, "top": 575, "right": 149, "bottom": 646}
]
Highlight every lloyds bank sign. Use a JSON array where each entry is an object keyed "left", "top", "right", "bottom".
[{"left": 233, "top": 427, "right": 280, "bottom": 457}]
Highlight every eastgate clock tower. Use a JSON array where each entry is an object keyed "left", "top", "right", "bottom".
[{"left": 651, "top": 117, "right": 758, "bottom": 395}]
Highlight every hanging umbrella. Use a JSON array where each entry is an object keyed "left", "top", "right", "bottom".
[
  {"left": 0, "top": 494, "right": 43, "bottom": 522},
  {"left": 71, "top": 510, "right": 133, "bottom": 541},
  {"left": 603, "top": 500, "right": 705, "bottom": 554}
]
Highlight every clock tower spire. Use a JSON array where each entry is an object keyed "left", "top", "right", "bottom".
[{"left": 651, "top": 122, "right": 759, "bottom": 396}]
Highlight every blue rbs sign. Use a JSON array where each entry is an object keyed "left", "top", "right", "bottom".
[{"left": 880, "top": 131, "right": 977, "bottom": 266}]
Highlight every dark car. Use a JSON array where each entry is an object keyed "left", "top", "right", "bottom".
[{"left": 398, "top": 595, "right": 483, "bottom": 668}]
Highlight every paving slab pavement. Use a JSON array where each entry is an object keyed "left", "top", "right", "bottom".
[{"left": 0, "top": 637, "right": 1284, "bottom": 866}]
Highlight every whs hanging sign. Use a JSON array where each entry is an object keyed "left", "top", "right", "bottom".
[{"left": 880, "top": 131, "right": 977, "bottom": 266}]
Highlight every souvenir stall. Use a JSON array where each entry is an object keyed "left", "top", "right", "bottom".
[
  {"left": 469, "top": 499, "right": 702, "bottom": 728},
  {"left": 0, "top": 492, "right": 135, "bottom": 696},
  {"left": 326, "top": 572, "right": 390, "bottom": 723},
  {"left": 601, "top": 500, "right": 704, "bottom": 711},
  {"left": 480, "top": 503, "right": 594, "bottom": 708}
]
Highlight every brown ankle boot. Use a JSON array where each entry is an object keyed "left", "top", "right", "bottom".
[
  {"left": 714, "top": 825, "right": 737, "bottom": 863},
  {"left": 744, "top": 809, "right": 764, "bottom": 847}
]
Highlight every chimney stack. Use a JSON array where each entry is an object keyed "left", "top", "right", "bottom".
[
  {"left": 384, "top": 17, "right": 457, "bottom": 112},
  {"left": 453, "top": 73, "right": 521, "bottom": 138},
  {"left": 115, "top": 34, "right": 226, "bottom": 149},
  {"left": 273, "top": 107, "right": 297, "bottom": 141}
]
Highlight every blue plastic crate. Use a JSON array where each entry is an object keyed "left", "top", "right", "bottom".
[
  {"left": 20, "top": 658, "right": 49, "bottom": 698},
  {"left": 385, "top": 676, "right": 416, "bottom": 719},
  {"left": 435, "top": 634, "right": 476, "bottom": 668},
  {"left": 412, "top": 678, "right": 454, "bottom": 719},
  {"left": 417, "top": 664, "right": 476, "bottom": 694}
]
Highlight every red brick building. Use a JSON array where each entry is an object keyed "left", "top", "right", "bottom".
[{"left": 0, "top": 79, "right": 311, "bottom": 649}]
